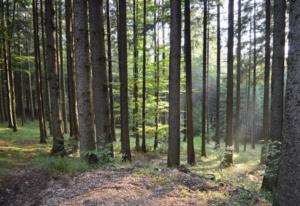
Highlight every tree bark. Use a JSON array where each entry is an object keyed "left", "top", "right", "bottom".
[
  {"left": 224, "top": 0, "right": 234, "bottom": 165},
  {"left": 118, "top": 0, "right": 131, "bottom": 161},
  {"left": 274, "top": 1, "right": 300, "bottom": 204},
  {"left": 89, "top": 0, "right": 111, "bottom": 151},
  {"left": 65, "top": 0, "right": 79, "bottom": 150},
  {"left": 184, "top": 0, "right": 195, "bottom": 165},
  {"left": 141, "top": 0, "right": 147, "bottom": 153},
  {"left": 261, "top": 0, "right": 271, "bottom": 164},
  {"left": 201, "top": 0, "right": 207, "bottom": 157},
  {"left": 168, "top": 0, "right": 181, "bottom": 167},
  {"left": 133, "top": 0, "right": 140, "bottom": 151},
  {"left": 45, "top": 0, "right": 65, "bottom": 155},
  {"left": 106, "top": 0, "right": 116, "bottom": 143},
  {"left": 215, "top": 2, "right": 221, "bottom": 148}
]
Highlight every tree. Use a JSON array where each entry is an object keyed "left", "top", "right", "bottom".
[
  {"left": 168, "top": 0, "right": 181, "bottom": 167},
  {"left": 261, "top": 0, "right": 271, "bottom": 164},
  {"left": 106, "top": 0, "right": 116, "bottom": 143},
  {"left": 89, "top": 0, "right": 111, "bottom": 150},
  {"left": 215, "top": 2, "right": 221, "bottom": 148},
  {"left": 274, "top": 1, "right": 300, "bottom": 204},
  {"left": 262, "top": 0, "right": 286, "bottom": 191},
  {"left": 201, "top": 0, "right": 208, "bottom": 157},
  {"left": 73, "top": 0, "right": 96, "bottom": 159},
  {"left": 58, "top": 0, "right": 68, "bottom": 134},
  {"left": 65, "top": 0, "right": 79, "bottom": 149},
  {"left": 33, "top": 0, "right": 47, "bottom": 143},
  {"left": 184, "top": 0, "right": 195, "bottom": 165},
  {"left": 118, "top": 0, "right": 131, "bottom": 161},
  {"left": 234, "top": 0, "right": 242, "bottom": 152},
  {"left": 224, "top": 0, "right": 234, "bottom": 165},
  {"left": 141, "top": 0, "right": 147, "bottom": 153},
  {"left": 45, "top": 0, "right": 64, "bottom": 154},
  {"left": 133, "top": 0, "right": 140, "bottom": 151}
]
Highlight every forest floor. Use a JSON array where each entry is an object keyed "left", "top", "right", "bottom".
[{"left": 0, "top": 122, "right": 272, "bottom": 206}]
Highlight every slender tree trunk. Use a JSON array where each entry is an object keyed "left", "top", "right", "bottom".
[
  {"left": 184, "top": 0, "right": 195, "bottom": 165},
  {"left": 251, "top": 0, "right": 257, "bottom": 149},
  {"left": 215, "top": 3, "right": 221, "bottom": 148},
  {"left": 141, "top": 0, "right": 147, "bottom": 153},
  {"left": 262, "top": 0, "right": 286, "bottom": 192},
  {"left": 261, "top": 0, "right": 271, "bottom": 164},
  {"left": 45, "top": 0, "right": 65, "bottom": 155},
  {"left": 201, "top": 0, "right": 207, "bottom": 157},
  {"left": 235, "top": 0, "right": 242, "bottom": 152},
  {"left": 168, "top": 0, "right": 181, "bottom": 167},
  {"left": 89, "top": 0, "right": 111, "bottom": 151},
  {"left": 133, "top": 0, "right": 140, "bottom": 151},
  {"left": 33, "top": 0, "right": 47, "bottom": 143},
  {"left": 106, "top": 0, "right": 116, "bottom": 142},
  {"left": 58, "top": 0, "right": 68, "bottom": 134},
  {"left": 118, "top": 0, "right": 131, "bottom": 161},
  {"left": 40, "top": 0, "right": 51, "bottom": 135},
  {"left": 224, "top": 0, "right": 234, "bottom": 165},
  {"left": 65, "top": 0, "right": 79, "bottom": 151},
  {"left": 153, "top": 0, "right": 160, "bottom": 150}
]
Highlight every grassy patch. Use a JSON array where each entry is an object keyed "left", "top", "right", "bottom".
[{"left": 32, "top": 156, "right": 91, "bottom": 175}]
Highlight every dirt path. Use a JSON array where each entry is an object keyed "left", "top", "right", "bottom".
[{"left": 0, "top": 162, "right": 271, "bottom": 206}]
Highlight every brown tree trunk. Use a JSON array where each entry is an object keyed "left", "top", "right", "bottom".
[
  {"left": 201, "top": 0, "right": 207, "bottom": 157},
  {"left": 274, "top": 1, "right": 300, "bottom": 204},
  {"left": 118, "top": 0, "right": 131, "bottom": 161},
  {"left": 45, "top": 0, "right": 65, "bottom": 155},
  {"left": 89, "top": 0, "right": 111, "bottom": 151},
  {"left": 262, "top": 0, "right": 286, "bottom": 192},
  {"left": 168, "top": 0, "right": 181, "bottom": 167},
  {"left": 133, "top": 0, "right": 140, "bottom": 151},
  {"left": 184, "top": 0, "right": 195, "bottom": 165},
  {"left": 224, "top": 0, "right": 234, "bottom": 165},
  {"left": 215, "top": 2, "right": 221, "bottom": 148},
  {"left": 261, "top": 0, "right": 271, "bottom": 164},
  {"left": 33, "top": 0, "right": 47, "bottom": 143},
  {"left": 106, "top": 0, "right": 116, "bottom": 143}
]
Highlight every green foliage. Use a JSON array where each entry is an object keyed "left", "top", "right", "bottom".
[
  {"left": 83, "top": 148, "right": 114, "bottom": 165},
  {"left": 32, "top": 156, "right": 90, "bottom": 175}
]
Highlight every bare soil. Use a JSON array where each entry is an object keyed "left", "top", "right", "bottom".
[{"left": 0, "top": 160, "right": 271, "bottom": 206}]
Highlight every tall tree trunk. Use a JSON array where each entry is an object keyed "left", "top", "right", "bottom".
[
  {"left": 58, "top": 0, "right": 68, "bottom": 134},
  {"left": 274, "top": 2, "right": 300, "bottom": 204},
  {"left": 184, "top": 0, "right": 195, "bottom": 165},
  {"left": 106, "top": 0, "right": 116, "bottom": 142},
  {"left": 251, "top": 0, "right": 257, "bottom": 149},
  {"left": 45, "top": 0, "right": 65, "bottom": 155},
  {"left": 6, "top": 0, "right": 17, "bottom": 131},
  {"left": 118, "top": 0, "right": 131, "bottom": 161},
  {"left": 201, "top": 0, "right": 207, "bottom": 157},
  {"left": 33, "top": 0, "right": 47, "bottom": 143},
  {"left": 40, "top": 0, "right": 51, "bottom": 135},
  {"left": 74, "top": 0, "right": 96, "bottom": 159},
  {"left": 133, "top": 0, "right": 140, "bottom": 151},
  {"left": 89, "top": 0, "right": 111, "bottom": 151},
  {"left": 261, "top": 0, "right": 271, "bottom": 164},
  {"left": 262, "top": 0, "right": 286, "bottom": 192},
  {"left": 234, "top": 0, "right": 242, "bottom": 153},
  {"left": 215, "top": 2, "right": 221, "bottom": 148},
  {"left": 141, "top": 0, "right": 147, "bottom": 153},
  {"left": 168, "top": 0, "right": 181, "bottom": 167},
  {"left": 65, "top": 0, "right": 79, "bottom": 150},
  {"left": 224, "top": 0, "right": 234, "bottom": 165},
  {"left": 153, "top": 0, "right": 160, "bottom": 150}
]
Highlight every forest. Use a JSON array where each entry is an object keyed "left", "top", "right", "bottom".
[{"left": 0, "top": 0, "right": 299, "bottom": 205}]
